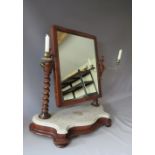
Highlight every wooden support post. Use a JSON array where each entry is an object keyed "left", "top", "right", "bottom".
[
  {"left": 91, "top": 98, "right": 99, "bottom": 107},
  {"left": 39, "top": 58, "right": 53, "bottom": 119}
]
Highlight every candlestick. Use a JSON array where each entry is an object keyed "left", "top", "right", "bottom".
[
  {"left": 117, "top": 49, "right": 123, "bottom": 63},
  {"left": 45, "top": 34, "right": 50, "bottom": 53}
]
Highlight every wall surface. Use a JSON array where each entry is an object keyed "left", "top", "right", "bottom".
[
  {"left": 59, "top": 35, "right": 96, "bottom": 79},
  {"left": 23, "top": 0, "right": 132, "bottom": 155}
]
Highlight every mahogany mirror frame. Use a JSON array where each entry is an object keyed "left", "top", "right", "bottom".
[{"left": 50, "top": 25, "right": 102, "bottom": 107}]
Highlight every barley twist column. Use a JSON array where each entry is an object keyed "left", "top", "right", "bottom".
[{"left": 39, "top": 58, "right": 53, "bottom": 119}]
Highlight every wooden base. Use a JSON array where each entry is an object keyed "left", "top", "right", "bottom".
[{"left": 29, "top": 118, "right": 112, "bottom": 148}]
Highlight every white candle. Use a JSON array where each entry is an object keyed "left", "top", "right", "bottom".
[
  {"left": 45, "top": 34, "right": 50, "bottom": 52},
  {"left": 117, "top": 49, "right": 123, "bottom": 61}
]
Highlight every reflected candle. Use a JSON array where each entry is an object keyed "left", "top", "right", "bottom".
[{"left": 117, "top": 49, "right": 123, "bottom": 62}]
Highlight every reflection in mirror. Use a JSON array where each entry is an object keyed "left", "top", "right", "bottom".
[{"left": 57, "top": 31, "right": 99, "bottom": 101}]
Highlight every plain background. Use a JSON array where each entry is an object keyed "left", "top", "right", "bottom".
[{"left": 23, "top": 0, "right": 131, "bottom": 155}]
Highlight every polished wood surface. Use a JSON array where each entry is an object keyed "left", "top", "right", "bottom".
[
  {"left": 39, "top": 62, "right": 52, "bottom": 119},
  {"left": 30, "top": 117, "right": 112, "bottom": 148}
]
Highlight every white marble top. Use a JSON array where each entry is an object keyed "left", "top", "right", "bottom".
[{"left": 32, "top": 104, "right": 110, "bottom": 134}]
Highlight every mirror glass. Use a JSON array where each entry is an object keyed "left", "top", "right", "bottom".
[{"left": 57, "top": 31, "right": 99, "bottom": 101}]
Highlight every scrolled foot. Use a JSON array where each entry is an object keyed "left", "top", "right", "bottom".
[{"left": 53, "top": 136, "right": 70, "bottom": 148}]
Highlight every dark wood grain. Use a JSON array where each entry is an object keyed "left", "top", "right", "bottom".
[
  {"left": 39, "top": 62, "right": 52, "bottom": 119},
  {"left": 30, "top": 117, "right": 112, "bottom": 148},
  {"left": 50, "top": 25, "right": 104, "bottom": 107}
]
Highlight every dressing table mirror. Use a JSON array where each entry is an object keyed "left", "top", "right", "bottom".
[
  {"left": 52, "top": 25, "right": 101, "bottom": 107},
  {"left": 30, "top": 25, "right": 112, "bottom": 148}
]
